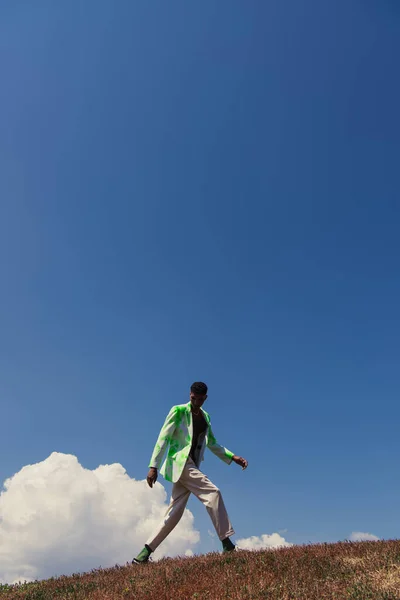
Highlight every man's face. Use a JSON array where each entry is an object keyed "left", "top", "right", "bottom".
[{"left": 190, "top": 391, "right": 207, "bottom": 408}]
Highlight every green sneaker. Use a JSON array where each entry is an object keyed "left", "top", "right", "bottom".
[
  {"left": 132, "top": 544, "right": 153, "bottom": 564},
  {"left": 222, "top": 537, "right": 236, "bottom": 553}
]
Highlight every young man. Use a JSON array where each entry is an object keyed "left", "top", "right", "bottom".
[{"left": 133, "top": 381, "right": 248, "bottom": 564}]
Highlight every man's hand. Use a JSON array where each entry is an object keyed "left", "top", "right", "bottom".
[
  {"left": 232, "top": 455, "right": 248, "bottom": 470},
  {"left": 147, "top": 467, "right": 158, "bottom": 488}
]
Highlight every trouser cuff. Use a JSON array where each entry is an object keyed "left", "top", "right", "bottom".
[{"left": 219, "top": 528, "right": 235, "bottom": 541}]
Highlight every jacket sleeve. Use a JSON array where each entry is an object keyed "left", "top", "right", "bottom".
[
  {"left": 148, "top": 406, "right": 178, "bottom": 469},
  {"left": 206, "top": 421, "right": 234, "bottom": 465}
]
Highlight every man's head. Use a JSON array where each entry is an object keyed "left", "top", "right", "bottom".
[{"left": 190, "top": 381, "right": 208, "bottom": 409}]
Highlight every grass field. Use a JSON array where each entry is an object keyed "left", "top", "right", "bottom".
[{"left": 1, "top": 540, "right": 400, "bottom": 599}]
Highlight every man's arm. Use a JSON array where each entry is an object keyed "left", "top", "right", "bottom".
[
  {"left": 206, "top": 422, "right": 235, "bottom": 464},
  {"left": 147, "top": 406, "right": 177, "bottom": 487},
  {"left": 207, "top": 421, "right": 248, "bottom": 470}
]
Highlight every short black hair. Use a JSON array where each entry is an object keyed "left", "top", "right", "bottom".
[{"left": 190, "top": 381, "right": 208, "bottom": 395}]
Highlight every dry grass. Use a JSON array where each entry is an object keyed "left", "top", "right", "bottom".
[
  {"left": 371, "top": 564, "right": 400, "bottom": 595},
  {"left": 1, "top": 540, "right": 400, "bottom": 599}
]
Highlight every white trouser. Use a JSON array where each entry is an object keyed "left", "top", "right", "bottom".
[{"left": 146, "top": 456, "right": 235, "bottom": 551}]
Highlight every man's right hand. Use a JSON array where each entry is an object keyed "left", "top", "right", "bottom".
[{"left": 147, "top": 467, "right": 158, "bottom": 488}]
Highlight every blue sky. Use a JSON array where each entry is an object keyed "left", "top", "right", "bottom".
[{"left": 1, "top": 0, "right": 400, "bottom": 579}]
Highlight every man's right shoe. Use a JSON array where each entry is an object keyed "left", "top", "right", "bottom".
[
  {"left": 132, "top": 544, "right": 153, "bottom": 564},
  {"left": 222, "top": 537, "right": 236, "bottom": 553}
]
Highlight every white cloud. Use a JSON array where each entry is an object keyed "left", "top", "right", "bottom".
[
  {"left": 207, "top": 529, "right": 216, "bottom": 538},
  {"left": 236, "top": 532, "right": 292, "bottom": 551},
  {"left": 349, "top": 531, "right": 380, "bottom": 542},
  {"left": 0, "top": 452, "right": 200, "bottom": 584}
]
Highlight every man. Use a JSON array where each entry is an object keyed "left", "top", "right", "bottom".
[{"left": 133, "top": 381, "right": 248, "bottom": 564}]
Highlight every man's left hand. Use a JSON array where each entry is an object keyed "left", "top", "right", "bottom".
[{"left": 232, "top": 455, "right": 248, "bottom": 470}]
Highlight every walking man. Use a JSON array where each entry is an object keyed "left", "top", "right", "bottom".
[{"left": 133, "top": 381, "right": 248, "bottom": 563}]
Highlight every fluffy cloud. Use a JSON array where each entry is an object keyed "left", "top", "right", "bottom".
[
  {"left": 349, "top": 531, "right": 380, "bottom": 542},
  {"left": 0, "top": 452, "right": 200, "bottom": 584},
  {"left": 236, "top": 532, "right": 292, "bottom": 551}
]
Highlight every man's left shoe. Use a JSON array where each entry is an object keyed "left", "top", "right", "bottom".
[{"left": 132, "top": 544, "right": 153, "bottom": 564}]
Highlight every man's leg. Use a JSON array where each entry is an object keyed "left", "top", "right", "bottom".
[
  {"left": 145, "top": 480, "right": 191, "bottom": 552},
  {"left": 180, "top": 457, "right": 235, "bottom": 542}
]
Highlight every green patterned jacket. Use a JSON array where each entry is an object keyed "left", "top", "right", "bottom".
[{"left": 148, "top": 402, "right": 234, "bottom": 483}]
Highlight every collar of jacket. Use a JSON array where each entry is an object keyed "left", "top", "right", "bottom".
[{"left": 185, "top": 401, "right": 210, "bottom": 424}]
